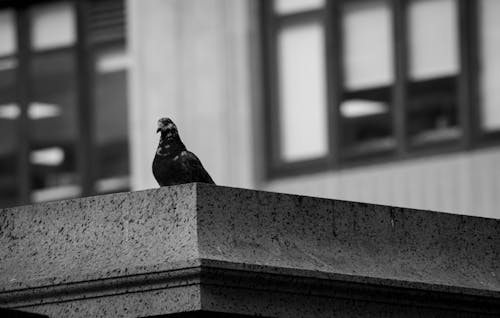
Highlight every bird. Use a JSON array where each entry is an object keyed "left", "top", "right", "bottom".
[{"left": 152, "top": 117, "right": 215, "bottom": 186}]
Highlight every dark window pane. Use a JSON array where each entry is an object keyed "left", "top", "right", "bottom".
[
  {"left": 407, "top": 76, "right": 460, "bottom": 144},
  {"left": 340, "top": 0, "right": 395, "bottom": 155},
  {"left": 94, "top": 46, "right": 130, "bottom": 193},
  {"left": 0, "top": 57, "right": 18, "bottom": 207},
  {"left": 29, "top": 50, "right": 80, "bottom": 202},
  {"left": 88, "top": 0, "right": 126, "bottom": 44},
  {"left": 341, "top": 88, "right": 395, "bottom": 155},
  {"left": 407, "top": 0, "right": 460, "bottom": 145}
]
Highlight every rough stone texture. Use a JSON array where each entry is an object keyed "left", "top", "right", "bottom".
[
  {"left": 0, "top": 184, "right": 199, "bottom": 291},
  {"left": 0, "top": 183, "right": 499, "bottom": 317},
  {"left": 196, "top": 185, "right": 500, "bottom": 296}
]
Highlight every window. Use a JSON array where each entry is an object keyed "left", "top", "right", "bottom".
[
  {"left": 406, "top": 0, "right": 460, "bottom": 146},
  {"left": 341, "top": 0, "right": 395, "bottom": 156},
  {"left": 0, "top": 0, "right": 129, "bottom": 208},
  {"left": 262, "top": 0, "right": 496, "bottom": 178},
  {"left": 90, "top": 0, "right": 130, "bottom": 194},
  {"left": 29, "top": 2, "right": 80, "bottom": 202},
  {"left": 0, "top": 9, "right": 18, "bottom": 207},
  {"left": 277, "top": 21, "right": 328, "bottom": 162},
  {"left": 264, "top": 0, "right": 332, "bottom": 174},
  {"left": 94, "top": 44, "right": 130, "bottom": 194}
]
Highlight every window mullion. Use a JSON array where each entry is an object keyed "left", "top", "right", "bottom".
[
  {"left": 262, "top": 0, "right": 280, "bottom": 177},
  {"left": 15, "top": 6, "right": 31, "bottom": 204},
  {"left": 324, "top": 0, "right": 341, "bottom": 167},
  {"left": 75, "top": 0, "right": 94, "bottom": 197},
  {"left": 457, "top": 0, "right": 476, "bottom": 149},
  {"left": 392, "top": 0, "right": 408, "bottom": 156}
]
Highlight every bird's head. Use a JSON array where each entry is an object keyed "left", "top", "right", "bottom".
[{"left": 156, "top": 117, "right": 178, "bottom": 137}]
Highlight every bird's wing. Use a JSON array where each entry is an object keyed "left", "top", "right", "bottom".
[{"left": 180, "top": 151, "right": 215, "bottom": 184}]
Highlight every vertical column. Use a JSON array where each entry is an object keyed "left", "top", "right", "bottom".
[{"left": 127, "top": 0, "right": 256, "bottom": 189}]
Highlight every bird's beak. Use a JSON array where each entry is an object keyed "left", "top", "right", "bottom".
[{"left": 156, "top": 128, "right": 161, "bottom": 133}]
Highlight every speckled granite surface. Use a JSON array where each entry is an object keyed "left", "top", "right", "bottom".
[
  {"left": 0, "top": 183, "right": 499, "bottom": 317},
  {"left": 0, "top": 184, "right": 199, "bottom": 291},
  {"left": 196, "top": 184, "right": 500, "bottom": 295}
]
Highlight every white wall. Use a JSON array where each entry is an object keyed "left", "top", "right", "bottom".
[
  {"left": 127, "top": 0, "right": 500, "bottom": 219},
  {"left": 128, "top": 0, "right": 258, "bottom": 189},
  {"left": 264, "top": 148, "right": 500, "bottom": 218}
]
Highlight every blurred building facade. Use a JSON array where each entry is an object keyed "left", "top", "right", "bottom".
[
  {"left": 0, "top": 0, "right": 130, "bottom": 207},
  {"left": 1, "top": 0, "right": 500, "bottom": 219}
]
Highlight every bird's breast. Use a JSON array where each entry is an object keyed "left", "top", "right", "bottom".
[{"left": 152, "top": 154, "right": 189, "bottom": 186}]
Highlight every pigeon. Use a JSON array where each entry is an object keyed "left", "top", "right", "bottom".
[{"left": 152, "top": 117, "right": 215, "bottom": 186}]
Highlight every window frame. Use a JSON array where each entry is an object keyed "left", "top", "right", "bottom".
[
  {"left": 261, "top": 0, "right": 336, "bottom": 177},
  {"left": 339, "top": 0, "right": 397, "bottom": 161},
  {"left": 261, "top": 0, "right": 489, "bottom": 179}
]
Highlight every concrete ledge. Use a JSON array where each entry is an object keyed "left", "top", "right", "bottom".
[{"left": 0, "top": 183, "right": 499, "bottom": 317}]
